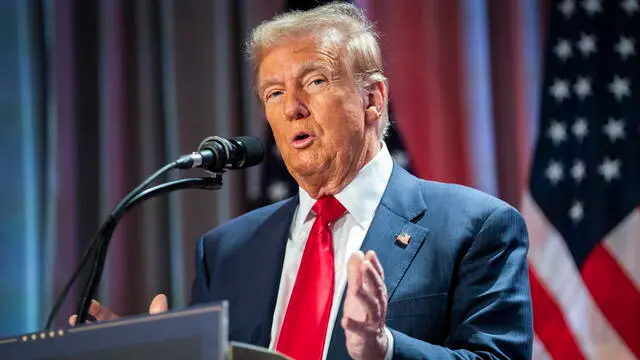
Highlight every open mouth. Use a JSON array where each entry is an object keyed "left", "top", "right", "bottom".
[
  {"left": 294, "top": 133, "right": 311, "bottom": 141},
  {"left": 291, "top": 132, "right": 315, "bottom": 148}
]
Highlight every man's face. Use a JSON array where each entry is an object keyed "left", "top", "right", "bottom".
[{"left": 258, "top": 36, "right": 373, "bottom": 186}]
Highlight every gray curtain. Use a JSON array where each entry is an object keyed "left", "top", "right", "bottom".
[{"left": 0, "top": 0, "right": 285, "bottom": 335}]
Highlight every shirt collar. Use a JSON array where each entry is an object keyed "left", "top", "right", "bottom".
[{"left": 294, "top": 142, "right": 394, "bottom": 236}]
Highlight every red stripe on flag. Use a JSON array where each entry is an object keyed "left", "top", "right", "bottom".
[
  {"left": 581, "top": 244, "right": 640, "bottom": 357},
  {"left": 529, "top": 268, "right": 586, "bottom": 360}
]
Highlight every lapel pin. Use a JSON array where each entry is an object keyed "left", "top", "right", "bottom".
[{"left": 395, "top": 231, "right": 411, "bottom": 247}]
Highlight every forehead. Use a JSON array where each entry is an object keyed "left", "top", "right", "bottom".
[{"left": 257, "top": 36, "right": 344, "bottom": 84}]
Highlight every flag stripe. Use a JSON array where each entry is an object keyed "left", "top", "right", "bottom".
[
  {"left": 603, "top": 210, "right": 640, "bottom": 290},
  {"left": 532, "top": 335, "right": 552, "bottom": 360},
  {"left": 529, "top": 268, "right": 586, "bottom": 360},
  {"left": 581, "top": 244, "right": 640, "bottom": 358},
  {"left": 523, "top": 193, "right": 635, "bottom": 359}
]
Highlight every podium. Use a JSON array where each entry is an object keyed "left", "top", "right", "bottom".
[{"left": 0, "top": 302, "right": 290, "bottom": 360}]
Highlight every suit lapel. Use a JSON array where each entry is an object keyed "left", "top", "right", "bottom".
[
  {"left": 226, "top": 196, "right": 298, "bottom": 347},
  {"left": 327, "top": 166, "right": 430, "bottom": 358}
]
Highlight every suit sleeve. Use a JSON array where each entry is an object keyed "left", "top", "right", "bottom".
[
  {"left": 189, "top": 236, "right": 210, "bottom": 306},
  {"left": 390, "top": 204, "right": 534, "bottom": 360}
]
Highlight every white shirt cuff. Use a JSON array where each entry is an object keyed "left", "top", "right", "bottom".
[{"left": 383, "top": 326, "right": 394, "bottom": 360}]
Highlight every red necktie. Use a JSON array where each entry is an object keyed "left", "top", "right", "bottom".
[{"left": 276, "top": 195, "right": 346, "bottom": 360}]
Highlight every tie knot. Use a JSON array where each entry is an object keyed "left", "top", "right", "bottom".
[{"left": 312, "top": 195, "right": 346, "bottom": 224}]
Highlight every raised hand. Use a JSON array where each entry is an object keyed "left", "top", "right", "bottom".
[{"left": 341, "top": 250, "right": 389, "bottom": 360}]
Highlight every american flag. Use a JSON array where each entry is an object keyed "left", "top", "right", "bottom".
[{"left": 523, "top": 0, "right": 640, "bottom": 359}]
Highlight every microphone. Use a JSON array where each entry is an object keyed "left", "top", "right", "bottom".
[{"left": 177, "top": 136, "right": 265, "bottom": 172}]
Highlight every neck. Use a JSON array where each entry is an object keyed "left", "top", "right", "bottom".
[{"left": 298, "top": 138, "right": 381, "bottom": 199}]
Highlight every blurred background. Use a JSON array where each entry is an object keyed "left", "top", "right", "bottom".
[{"left": 1, "top": 0, "right": 638, "bottom": 358}]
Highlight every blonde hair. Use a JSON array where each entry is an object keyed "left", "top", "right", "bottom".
[{"left": 246, "top": 1, "right": 390, "bottom": 138}]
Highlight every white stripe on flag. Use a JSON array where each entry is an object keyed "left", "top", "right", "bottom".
[
  {"left": 522, "top": 193, "right": 635, "bottom": 360},
  {"left": 603, "top": 209, "right": 640, "bottom": 292},
  {"left": 532, "top": 335, "right": 551, "bottom": 360}
]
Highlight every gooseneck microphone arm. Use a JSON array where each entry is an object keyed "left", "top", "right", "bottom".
[
  {"left": 74, "top": 160, "right": 183, "bottom": 325},
  {"left": 45, "top": 135, "right": 264, "bottom": 330},
  {"left": 45, "top": 176, "right": 223, "bottom": 330}
]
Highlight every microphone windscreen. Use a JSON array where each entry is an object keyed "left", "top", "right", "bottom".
[{"left": 233, "top": 136, "right": 265, "bottom": 168}]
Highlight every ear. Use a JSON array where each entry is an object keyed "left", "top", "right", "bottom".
[{"left": 364, "top": 80, "right": 387, "bottom": 125}]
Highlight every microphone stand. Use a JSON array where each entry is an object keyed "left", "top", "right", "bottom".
[
  {"left": 74, "top": 173, "right": 223, "bottom": 325},
  {"left": 45, "top": 163, "right": 223, "bottom": 329}
]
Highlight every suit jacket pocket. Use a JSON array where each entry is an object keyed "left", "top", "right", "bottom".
[{"left": 386, "top": 293, "right": 448, "bottom": 344}]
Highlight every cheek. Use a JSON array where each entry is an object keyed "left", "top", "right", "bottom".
[{"left": 265, "top": 108, "right": 286, "bottom": 136}]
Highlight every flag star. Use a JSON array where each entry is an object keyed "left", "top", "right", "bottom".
[
  {"left": 267, "top": 181, "right": 289, "bottom": 201},
  {"left": 621, "top": 0, "right": 639, "bottom": 15},
  {"left": 572, "top": 117, "right": 589, "bottom": 141},
  {"left": 581, "top": 0, "right": 602, "bottom": 16},
  {"left": 391, "top": 150, "right": 409, "bottom": 168},
  {"left": 571, "top": 160, "right": 586, "bottom": 183},
  {"left": 569, "top": 201, "right": 584, "bottom": 223},
  {"left": 547, "top": 120, "right": 568, "bottom": 146},
  {"left": 550, "top": 78, "right": 571, "bottom": 102},
  {"left": 554, "top": 39, "right": 573, "bottom": 61},
  {"left": 577, "top": 34, "right": 597, "bottom": 56},
  {"left": 602, "top": 118, "right": 626, "bottom": 142},
  {"left": 558, "top": 0, "right": 576, "bottom": 18},
  {"left": 573, "top": 76, "right": 592, "bottom": 100},
  {"left": 614, "top": 36, "right": 636, "bottom": 60},
  {"left": 546, "top": 161, "right": 564, "bottom": 185},
  {"left": 608, "top": 76, "right": 631, "bottom": 101},
  {"left": 597, "top": 158, "right": 622, "bottom": 182}
]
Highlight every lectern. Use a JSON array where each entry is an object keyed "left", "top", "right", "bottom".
[{"left": 0, "top": 302, "right": 290, "bottom": 360}]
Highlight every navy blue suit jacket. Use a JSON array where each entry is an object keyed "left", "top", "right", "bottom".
[{"left": 190, "top": 165, "right": 533, "bottom": 359}]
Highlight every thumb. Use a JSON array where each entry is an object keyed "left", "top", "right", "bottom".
[
  {"left": 347, "top": 251, "right": 365, "bottom": 294},
  {"left": 149, "top": 294, "right": 168, "bottom": 315}
]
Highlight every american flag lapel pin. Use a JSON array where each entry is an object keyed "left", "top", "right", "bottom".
[{"left": 395, "top": 231, "right": 411, "bottom": 247}]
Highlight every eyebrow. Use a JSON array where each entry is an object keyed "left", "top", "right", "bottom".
[{"left": 259, "top": 61, "right": 332, "bottom": 95}]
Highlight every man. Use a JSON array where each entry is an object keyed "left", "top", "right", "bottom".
[{"left": 72, "top": 3, "right": 533, "bottom": 359}]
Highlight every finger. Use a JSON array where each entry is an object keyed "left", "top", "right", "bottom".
[
  {"left": 365, "top": 250, "right": 385, "bottom": 280},
  {"left": 355, "top": 285, "right": 381, "bottom": 324},
  {"left": 68, "top": 314, "right": 93, "bottom": 326},
  {"left": 347, "top": 251, "right": 365, "bottom": 294},
  {"left": 362, "top": 260, "right": 386, "bottom": 304},
  {"left": 149, "top": 294, "right": 169, "bottom": 315},
  {"left": 341, "top": 316, "right": 380, "bottom": 337},
  {"left": 89, "top": 299, "right": 119, "bottom": 321}
]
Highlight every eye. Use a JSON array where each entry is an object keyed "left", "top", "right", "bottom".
[
  {"left": 265, "top": 90, "right": 283, "bottom": 102},
  {"left": 309, "top": 78, "right": 326, "bottom": 86}
]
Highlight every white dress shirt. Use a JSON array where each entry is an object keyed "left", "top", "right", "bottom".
[{"left": 268, "top": 143, "right": 395, "bottom": 360}]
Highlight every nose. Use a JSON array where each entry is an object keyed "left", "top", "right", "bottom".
[{"left": 284, "top": 92, "right": 310, "bottom": 120}]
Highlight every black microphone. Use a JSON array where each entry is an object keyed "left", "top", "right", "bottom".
[{"left": 176, "top": 136, "right": 265, "bottom": 172}]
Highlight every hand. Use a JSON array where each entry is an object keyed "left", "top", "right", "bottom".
[
  {"left": 341, "top": 250, "right": 388, "bottom": 360},
  {"left": 68, "top": 293, "right": 168, "bottom": 326}
]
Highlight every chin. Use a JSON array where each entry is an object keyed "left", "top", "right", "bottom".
[
  {"left": 287, "top": 157, "right": 329, "bottom": 178},
  {"left": 289, "top": 163, "right": 321, "bottom": 178}
]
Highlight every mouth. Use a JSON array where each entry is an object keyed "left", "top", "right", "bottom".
[{"left": 291, "top": 131, "right": 316, "bottom": 149}]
